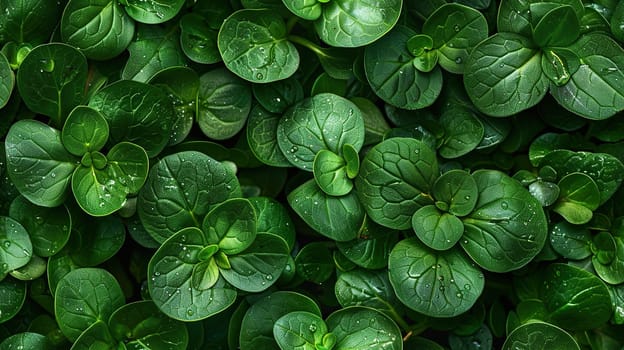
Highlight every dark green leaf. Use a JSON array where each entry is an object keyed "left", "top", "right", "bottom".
[
  {"left": 0, "top": 52, "right": 13, "bottom": 109},
  {"left": 553, "top": 172, "right": 600, "bottom": 225},
  {"left": 179, "top": 13, "right": 221, "bottom": 64},
  {"left": 0, "top": 332, "right": 52, "bottom": 350},
  {"left": 61, "top": 106, "right": 109, "bottom": 156},
  {"left": 326, "top": 306, "right": 402, "bottom": 349},
  {"left": 549, "top": 221, "right": 591, "bottom": 260},
  {"left": 335, "top": 269, "right": 403, "bottom": 321},
  {"left": 356, "top": 137, "right": 438, "bottom": 230},
  {"left": 273, "top": 311, "right": 326, "bottom": 350},
  {"left": 432, "top": 169, "right": 478, "bottom": 216},
  {"left": 54, "top": 268, "right": 125, "bottom": 341},
  {"left": 61, "top": 0, "right": 135, "bottom": 60},
  {"left": 0, "top": 277, "right": 26, "bottom": 323},
  {"left": 16, "top": 43, "right": 88, "bottom": 126},
  {"left": 503, "top": 321, "right": 580, "bottom": 350},
  {"left": 121, "top": 0, "right": 185, "bottom": 24},
  {"left": 313, "top": 149, "right": 352, "bottom": 196},
  {"left": 336, "top": 217, "right": 399, "bottom": 269},
  {"left": 246, "top": 105, "right": 292, "bottom": 167},
  {"left": 388, "top": 238, "right": 484, "bottom": 318},
  {"left": 197, "top": 67, "right": 252, "bottom": 140},
  {"left": 532, "top": 5, "right": 580, "bottom": 48},
  {"left": 412, "top": 205, "right": 464, "bottom": 251},
  {"left": 218, "top": 9, "right": 299, "bottom": 83}
]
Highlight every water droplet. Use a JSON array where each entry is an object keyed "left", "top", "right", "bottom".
[
  {"left": 266, "top": 274, "right": 273, "bottom": 280},
  {"left": 453, "top": 25, "right": 460, "bottom": 32},
  {"left": 500, "top": 201, "right": 508, "bottom": 209},
  {"left": 309, "top": 324, "right": 317, "bottom": 332},
  {"left": 464, "top": 284, "right": 471, "bottom": 290},
  {"left": 455, "top": 57, "right": 463, "bottom": 64},
  {"left": 187, "top": 309, "right": 194, "bottom": 316},
  {"left": 3, "top": 241, "right": 10, "bottom": 247},
  {"left": 256, "top": 72, "right": 264, "bottom": 80}
]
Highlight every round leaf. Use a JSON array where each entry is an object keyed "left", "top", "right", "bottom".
[
  {"left": 248, "top": 196, "right": 296, "bottom": 250},
  {"left": 541, "top": 263, "right": 612, "bottom": 330},
  {"left": 16, "top": 43, "right": 88, "bottom": 126},
  {"left": 239, "top": 291, "right": 321, "bottom": 349},
  {"left": 464, "top": 32, "right": 548, "bottom": 117},
  {"left": 412, "top": 205, "right": 465, "bottom": 251},
  {"left": 432, "top": 169, "right": 478, "bottom": 216},
  {"left": 148, "top": 227, "right": 237, "bottom": 321},
  {"left": 203, "top": 198, "right": 256, "bottom": 255},
  {"left": 503, "top": 322, "right": 580, "bottom": 350},
  {"left": 246, "top": 105, "right": 292, "bottom": 167},
  {"left": 54, "top": 268, "right": 125, "bottom": 341},
  {"left": 325, "top": 307, "right": 403, "bottom": 349},
  {"left": 0, "top": 52, "right": 14, "bottom": 109},
  {"left": 364, "top": 26, "right": 443, "bottom": 110},
  {"left": 220, "top": 233, "right": 289, "bottom": 292},
  {"left": 336, "top": 218, "right": 399, "bottom": 269},
  {"left": 335, "top": 269, "right": 402, "bottom": 319},
  {"left": 287, "top": 179, "right": 364, "bottom": 242},
  {"left": 5, "top": 120, "right": 79, "bottom": 207},
  {"left": 0, "top": 216, "right": 32, "bottom": 275},
  {"left": 61, "top": 0, "right": 135, "bottom": 60},
  {"left": 553, "top": 172, "right": 600, "bottom": 225},
  {"left": 0, "top": 332, "right": 52, "bottom": 350},
  {"left": 138, "top": 151, "right": 241, "bottom": 243},
  {"left": 274, "top": 311, "right": 327, "bottom": 350},
  {"left": 109, "top": 300, "right": 189, "bottom": 349},
  {"left": 528, "top": 180, "right": 560, "bottom": 207},
  {"left": 179, "top": 13, "right": 221, "bottom": 64},
  {"left": 218, "top": 9, "right": 299, "bottom": 83},
  {"left": 121, "top": 0, "right": 185, "bottom": 24},
  {"left": 9, "top": 196, "right": 71, "bottom": 257},
  {"left": 592, "top": 235, "right": 624, "bottom": 285},
  {"left": 314, "top": 0, "right": 401, "bottom": 47},
  {"left": 61, "top": 106, "right": 109, "bottom": 156},
  {"left": 197, "top": 68, "right": 252, "bottom": 140},
  {"left": 88, "top": 80, "right": 176, "bottom": 157},
  {"left": 422, "top": 3, "right": 489, "bottom": 73},
  {"left": 461, "top": 170, "right": 548, "bottom": 273},
  {"left": 281, "top": 0, "right": 321, "bottom": 20},
  {"left": 549, "top": 221, "right": 591, "bottom": 260},
  {"left": 277, "top": 93, "right": 365, "bottom": 171},
  {"left": 252, "top": 76, "right": 304, "bottom": 114},
  {"left": 438, "top": 107, "right": 484, "bottom": 159},
  {"left": 356, "top": 137, "right": 438, "bottom": 230},
  {"left": 532, "top": 5, "right": 580, "bottom": 48},
  {"left": 388, "top": 238, "right": 484, "bottom": 318},
  {"left": 68, "top": 212, "right": 125, "bottom": 266},
  {"left": 313, "top": 149, "right": 352, "bottom": 196},
  {"left": 0, "top": 277, "right": 27, "bottom": 324},
  {"left": 72, "top": 142, "right": 148, "bottom": 216}
]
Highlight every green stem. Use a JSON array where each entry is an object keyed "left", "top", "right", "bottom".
[
  {"left": 287, "top": 34, "right": 325, "bottom": 57},
  {"left": 286, "top": 16, "right": 299, "bottom": 33}
]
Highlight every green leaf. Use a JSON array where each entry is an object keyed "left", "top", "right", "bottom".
[
  {"left": 5, "top": 120, "right": 78, "bottom": 207},
  {"left": 541, "top": 263, "right": 612, "bottom": 330},
  {"left": 335, "top": 269, "right": 403, "bottom": 320},
  {"left": 54, "top": 268, "right": 125, "bottom": 342},
  {"left": 464, "top": 32, "right": 548, "bottom": 117},
  {"left": 8, "top": 196, "right": 71, "bottom": 257},
  {"left": 314, "top": 0, "right": 402, "bottom": 47},
  {"left": 68, "top": 211, "right": 125, "bottom": 267},
  {"left": 388, "top": 238, "right": 484, "bottom": 318},
  {"left": 313, "top": 149, "right": 352, "bottom": 196},
  {"left": 179, "top": 13, "right": 221, "bottom": 64},
  {"left": 61, "top": 0, "right": 135, "bottom": 60},
  {"left": 89, "top": 79, "right": 176, "bottom": 157},
  {"left": 412, "top": 205, "right": 464, "bottom": 251},
  {"left": 593, "top": 234, "right": 624, "bottom": 285},
  {"left": 295, "top": 242, "right": 334, "bottom": 284},
  {"left": 246, "top": 105, "right": 292, "bottom": 167},
  {"left": 108, "top": 300, "right": 188, "bottom": 349},
  {"left": 532, "top": 5, "right": 580, "bottom": 48},
  {"left": 239, "top": 291, "right": 322, "bottom": 349},
  {"left": 121, "top": 0, "right": 185, "bottom": 24},
  {"left": 0, "top": 332, "right": 52, "bottom": 350},
  {"left": 553, "top": 172, "right": 600, "bottom": 225},
  {"left": 252, "top": 76, "right": 304, "bottom": 114},
  {"left": 438, "top": 107, "right": 484, "bottom": 158},
  {"left": 148, "top": 227, "right": 237, "bottom": 321},
  {"left": 550, "top": 33, "right": 624, "bottom": 120},
  {"left": 0, "top": 52, "right": 14, "bottom": 109},
  {"left": 220, "top": 233, "right": 289, "bottom": 292},
  {"left": 549, "top": 221, "right": 591, "bottom": 260},
  {"left": 218, "top": 9, "right": 299, "bottom": 83},
  {"left": 336, "top": 218, "right": 399, "bottom": 269},
  {"left": 0, "top": 0, "right": 61, "bottom": 45},
  {"left": 356, "top": 137, "right": 438, "bottom": 230},
  {"left": 70, "top": 320, "right": 116, "bottom": 350},
  {"left": 364, "top": 26, "right": 443, "bottom": 110},
  {"left": 326, "top": 306, "right": 402, "bottom": 349},
  {"left": 0, "top": 216, "right": 32, "bottom": 275},
  {"left": 121, "top": 24, "right": 187, "bottom": 82},
  {"left": 461, "top": 170, "right": 548, "bottom": 272},
  {"left": 62, "top": 106, "right": 109, "bottom": 156},
  {"left": 503, "top": 321, "right": 580, "bottom": 350},
  {"left": 0, "top": 277, "right": 26, "bottom": 323},
  {"left": 277, "top": 93, "right": 364, "bottom": 171},
  {"left": 16, "top": 43, "right": 88, "bottom": 126},
  {"left": 497, "top": 0, "right": 584, "bottom": 37},
  {"left": 72, "top": 142, "right": 148, "bottom": 217},
  {"left": 288, "top": 179, "right": 364, "bottom": 242},
  {"left": 203, "top": 198, "right": 256, "bottom": 255},
  {"left": 422, "top": 3, "right": 489, "bottom": 74},
  {"left": 281, "top": 0, "right": 321, "bottom": 20},
  {"left": 611, "top": 1, "right": 624, "bottom": 42},
  {"left": 138, "top": 151, "right": 241, "bottom": 243},
  {"left": 432, "top": 169, "right": 479, "bottom": 216},
  {"left": 197, "top": 68, "right": 252, "bottom": 140},
  {"left": 148, "top": 66, "right": 199, "bottom": 146},
  {"left": 539, "top": 149, "right": 624, "bottom": 205},
  {"left": 273, "top": 311, "right": 327, "bottom": 350}
]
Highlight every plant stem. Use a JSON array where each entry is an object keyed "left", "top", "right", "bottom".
[{"left": 287, "top": 34, "right": 325, "bottom": 57}]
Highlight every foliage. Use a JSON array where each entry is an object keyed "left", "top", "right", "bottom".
[{"left": 1, "top": 0, "right": 624, "bottom": 348}]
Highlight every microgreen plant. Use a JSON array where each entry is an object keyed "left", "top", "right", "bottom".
[{"left": 1, "top": 0, "right": 624, "bottom": 349}]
